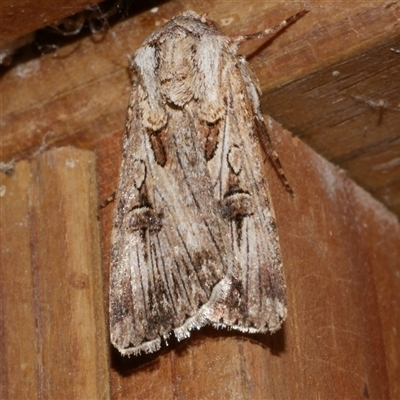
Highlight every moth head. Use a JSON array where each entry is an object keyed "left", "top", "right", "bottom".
[{"left": 157, "top": 33, "right": 198, "bottom": 107}]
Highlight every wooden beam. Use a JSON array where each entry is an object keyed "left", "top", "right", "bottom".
[
  {"left": 262, "top": 36, "right": 400, "bottom": 217},
  {"left": 1, "top": 1, "right": 400, "bottom": 395},
  {"left": 0, "top": 160, "right": 39, "bottom": 399},
  {"left": 0, "top": 147, "right": 110, "bottom": 399}
]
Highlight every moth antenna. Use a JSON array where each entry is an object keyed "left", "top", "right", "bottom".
[
  {"left": 233, "top": 9, "right": 309, "bottom": 45},
  {"left": 257, "top": 116, "right": 294, "bottom": 195},
  {"left": 269, "top": 150, "right": 294, "bottom": 196}
]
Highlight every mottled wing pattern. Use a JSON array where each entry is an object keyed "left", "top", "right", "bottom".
[
  {"left": 110, "top": 84, "right": 235, "bottom": 355},
  {"left": 195, "top": 38, "right": 286, "bottom": 333},
  {"left": 110, "top": 11, "right": 287, "bottom": 356}
]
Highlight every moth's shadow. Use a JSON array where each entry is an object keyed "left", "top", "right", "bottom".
[{"left": 111, "top": 325, "right": 286, "bottom": 375}]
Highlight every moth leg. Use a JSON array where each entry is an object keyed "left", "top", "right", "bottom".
[
  {"left": 100, "top": 191, "right": 115, "bottom": 209},
  {"left": 255, "top": 117, "right": 293, "bottom": 195}
]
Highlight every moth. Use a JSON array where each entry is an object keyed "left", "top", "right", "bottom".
[{"left": 110, "top": 10, "right": 305, "bottom": 356}]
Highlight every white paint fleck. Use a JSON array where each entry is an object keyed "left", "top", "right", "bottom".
[
  {"left": 332, "top": 70, "right": 340, "bottom": 77},
  {"left": 150, "top": 7, "right": 159, "bottom": 13},
  {"left": 0, "top": 160, "right": 15, "bottom": 174},
  {"left": 220, "top": 17, "right": 234, "bottom": 27},
  {"left": 14, "top": 59, "right": 40, "bottom": 78},
  {"left": 0, "top": 184, "right": 6, "bottom": 197}
]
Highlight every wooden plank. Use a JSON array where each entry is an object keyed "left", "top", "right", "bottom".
[
  {"left": 1, "top": 0, "right": 399, "bottom": 220},
  {"left": 0, "top": 147, "right": 110, "bottom": 399},
  {"left": 30, "top": 147, "right": 110, "bottom": 399},
  {"left": 354, "top": 181, "right": 400, "bottom": 400},
  {"left": 262, "top": 36, "right": 400, "bottom": 216},
  {"left": 0, "top": 161, "right": 39, "bottom": 400},
  {"left": 97, "top": 117, "right": 400, "bottom": 399}
]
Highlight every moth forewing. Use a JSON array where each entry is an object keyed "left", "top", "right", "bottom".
[{"left": 110, "top": 10, "right": 304, "bottom": 356}]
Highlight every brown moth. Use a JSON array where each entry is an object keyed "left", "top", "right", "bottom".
[{"left": 110, "top": 10, "right": 305, "bottom": 356}]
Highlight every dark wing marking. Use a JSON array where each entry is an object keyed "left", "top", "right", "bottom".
[
  {"left": 203, "top": 52, "right": 287, "bottom": 333},
  {"left": 110, "top": 89, "right": 233, "bottom": 355}
]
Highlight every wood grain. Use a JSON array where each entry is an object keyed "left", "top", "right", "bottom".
[
  {"left": 0, "top": 147, "right": 110, "bottom": 399},
  {"left": 0, "top": 0, "right": 102, "bottom": 45},
  {"left": 1, "top": 0, "right": 400, "bottom": 397},
  {"left": 0, "top": 161, "right": 39, "bottom": 399},
  {"left": 262, "top": 35, "right": 400, "bottom": 217}
]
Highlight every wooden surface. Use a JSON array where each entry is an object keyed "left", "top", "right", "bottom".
[
  {"left": 97, "top": 118, "right": 400, "bottom": 400},
  {"left": 0, "top": 0, "right": 102, "bottom": 45},
  {"left": 262, "top": 36, "right": 400, "bottom": 221},
  {"left": 0, "top": 161, "right": 38, "bottom": 399},
  {"left": 0, "top": 147, "right": 110, "bottom": 399},
  {"left": 1, "top": 0, "right": 400, "bottom": 398},
  {"left": 1, "top": 121, "right": 399, "bottom": 399},
  {"left": 1, "top": 0, "right": 400, "bottom": 218}
]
